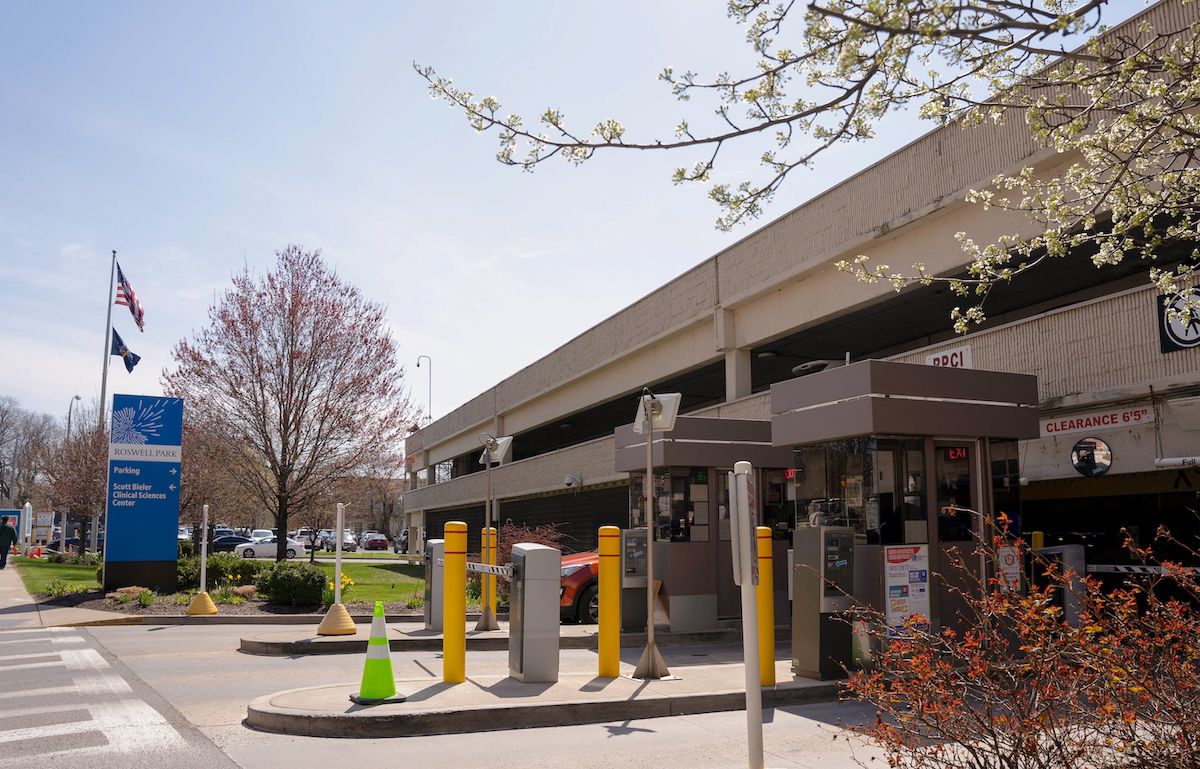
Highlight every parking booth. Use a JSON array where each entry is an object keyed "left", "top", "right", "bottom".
[
  {"left": 769, "top": 360, "right": 1040, "bottom": 669},
  {"left": 614, "top": 416, "right": 794, "bottom": 632}
]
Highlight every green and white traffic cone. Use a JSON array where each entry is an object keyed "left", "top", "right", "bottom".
[{"left": 350, "top": 601, "right": 406, "bottom": 705}]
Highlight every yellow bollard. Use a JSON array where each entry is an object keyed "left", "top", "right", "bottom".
[
  {"left": 1031, "top": 530, "right": 1045, "bottom": 550},
  {"left": 482, "top": 526, "right": 497, "bottom": 616},
  {"left": 756, "top": 526, "right": 775, "bottom": 686},
  {"left": 443, "top": 521, "right": 467, "bottom": 684},
  {"left": 598, "top": 525, "right": 621, "bottom": 677}
]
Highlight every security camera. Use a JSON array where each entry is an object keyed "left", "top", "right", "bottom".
[
  {"left": 791, "top": 359, "right": 846, "bottom": 376},
  {"left": 563, "top": 474, "right": 582, "bottom": 488}
]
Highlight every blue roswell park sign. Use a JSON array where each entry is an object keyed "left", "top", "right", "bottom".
[{"left": 104, "top": 394, "right": 184, "bottom": 588}]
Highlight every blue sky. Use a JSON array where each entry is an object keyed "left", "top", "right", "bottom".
[{"left": 0, "top": 1, "right": 1142, "bottom": 422}]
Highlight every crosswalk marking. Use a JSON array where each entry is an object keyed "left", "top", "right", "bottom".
[{"left": 0, "top": 627, "right": 188, "bottom": 765}]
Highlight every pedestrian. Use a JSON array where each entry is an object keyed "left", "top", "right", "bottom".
[
  {"left": 0, "top": 516, "right": 17, "bottom": 569},
  {"left": 399, "top": 529, "right": 409, "bottom": 554}
]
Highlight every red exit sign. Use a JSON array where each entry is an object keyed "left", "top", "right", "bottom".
[{"left": 944, "top": 447, "right": 969, "bottom": 461}]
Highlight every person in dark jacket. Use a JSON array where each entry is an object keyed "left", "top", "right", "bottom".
[{"left": 0, "top": 516, "right": 18, "bottom": 569}]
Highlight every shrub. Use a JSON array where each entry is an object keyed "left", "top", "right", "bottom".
[
  {"left": 95, "top": 564, "right": 103, "bottom": 585},
  {"left": 45, "top": 579, "right": 79, "bottom": 598},
  {"left": 48, "top": 551, "right": 68, "bottom": 564},
  {"left": 232, "top": 584, "right": 257, "bottom": 600},
  {"left": 178, "top": 540, "right": 195, "bottom": 559},
  {"left": 845, "top": 513, "right": 1200, "bottom": 769},
  {"left": 208, "top": 553, "right": 262, "bottom": 587},
  {"left": 176, "top": 554, "right": 263, "bottom": 592},
  {"left": 137, "top": 590, "right": 154, "bottom": 607},
  {"left": 258, "top": 562, "right": 325, "bottom": 606},
  {"left": 176, "top": 558, "right": 200, "bottom": 591}
]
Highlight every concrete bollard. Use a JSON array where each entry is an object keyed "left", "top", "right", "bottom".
[
  {"left": 598, "top": 525, "right": 621, "bottom": 677},
  {"left": 756, "top": 526, "right": 775, "bottom": 686},
  {"left": 443, "top": 521, "right": 467, "bottom": 684}
]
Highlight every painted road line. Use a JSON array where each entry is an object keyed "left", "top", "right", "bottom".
[
  {"left": 0, "top": 634, "right": 85, "bottom": 646},
  {"left": 0, "top": 699, "right": 185, "bottom": 747},
  {"left": 0, "top": 627, "right": 70, "bottom": 635},
  {"left": 0, "top": 673, "right": 133, "bottom": 702}
]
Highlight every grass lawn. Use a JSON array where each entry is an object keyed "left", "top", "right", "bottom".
[
  {"left": 322, "top": 561, "right": 424, "bottom": 605},
  {"left": 12, "top": 557, "right": 100, "bottom": 596}
]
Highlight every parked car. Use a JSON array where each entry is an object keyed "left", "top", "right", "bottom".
[
  {"left": 237, "top": 537, "right": 305, "bottom": 559},
  {"left": 177, "top": 526, "right": 191, "bottom": 541},
  {"left": 211, "top": 535, "right": 252, "bottom": 553},
  {"left": 559, "top": 552, "right": 599, "bottom": 624},
  {"left": 357, "top": 531, "right": 380, "bottom": 546},
  {"left": 335, "top": 532, "right": 358, "bottom": 552},
  {"left": 46, "top": 536, "right": 105, "bottom": 553},
  {"left": 250, "top": 529, "right": 273, "bottom": 542},
  {"left": 361, "top": 533, "right": 389, "bottom": 551},
  {"left": 213, "top": 527, "right": 235, "bottom": 540}
]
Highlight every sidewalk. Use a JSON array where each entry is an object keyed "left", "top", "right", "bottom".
[{"left": 0, "top": 561, "right": 136, "bottom": 628}]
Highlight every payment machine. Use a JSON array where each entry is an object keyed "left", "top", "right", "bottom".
[
  {"left": 620, "top": 528, "right": 649, "bottom": 631},
  {"left": 509, "top": 543, "right": 561, "bottom": 683},
  {"left": 792, "top": 525, "right": 855, "bottom": 680},
  {"left": 423, "top": 538, "right": 445, "bottom": 632}
]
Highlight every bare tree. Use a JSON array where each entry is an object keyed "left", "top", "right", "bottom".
[
  {"left": 44, "top": 401, "right": 108, "bottom": 527},
  {"left": 163, "top": 245, "right": 416, "bottom": 561},
  {"left": 419, "top": 0, "right": 1200, "bottom": 329},
  {"left": 178, "top": 421, "right": 258, "bottom": 545}
]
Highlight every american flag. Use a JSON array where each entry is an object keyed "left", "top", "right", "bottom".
[{"left": 115, "top": 262, "right": 145, "bottom": 332}]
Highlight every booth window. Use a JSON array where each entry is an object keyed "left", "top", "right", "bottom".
[
  {"left": 670, "top": 468, "right": 711, "bottom": 542},
  {"left": 792, "top": 438, "right": 875, "bottom": 540},
  {"left": 989, "top": 439, "right": 1022, "bottom": 534},
  {"left": 762, "top": 469, "right": 793, "bottom": 540},
  {"left": 628, "top": 470, "right": 670, "bottom": 535},
  {"left": 936, "top": 445, "right": 975, "bottom": 541},
  {"left": 874, "top": 438, "right": 928, "bottom": 545}
]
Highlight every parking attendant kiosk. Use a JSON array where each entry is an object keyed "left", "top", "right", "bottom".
[{"left": 423, "top": 539, "right": 445, "bottom": 632}]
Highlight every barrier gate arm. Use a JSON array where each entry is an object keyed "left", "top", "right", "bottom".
[{"left": 439, "top": 559, "right": 514, "bottom": 579}]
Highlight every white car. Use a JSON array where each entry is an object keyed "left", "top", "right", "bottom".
[{"left": 238, "top": 537, "right": 306, "bottom": 559}]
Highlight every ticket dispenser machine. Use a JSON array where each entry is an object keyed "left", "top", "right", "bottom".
[
  {"left": 423, "top": 538, "right": 445, "bottom": 632},
  {"left": 509, "top": 543, "right": 561, "bottom": 683},
  {"left": 1033, "top": 544, "right": 1085, "bottom": 627},
  {"left": 792, "top": 526, "right": 855, "bottom": 680}
]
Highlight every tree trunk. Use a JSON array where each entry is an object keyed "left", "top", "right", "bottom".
[{"left": 275, "top": 496, "right": 288, "bottom": 562}]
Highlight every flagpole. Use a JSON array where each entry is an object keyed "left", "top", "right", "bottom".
[{"left": 99, "top": 250, "right": 116, "bottom": 428}]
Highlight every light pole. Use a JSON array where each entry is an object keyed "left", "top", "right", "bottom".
[
  {"left": 631, "top": 387, "right": 682, "bottom": 681},
  {"left": 476, "top": 433, "right": 513, "bottom": 631},
  {"left": 416, "top": 356, "right": 432, "bottom": 423}
]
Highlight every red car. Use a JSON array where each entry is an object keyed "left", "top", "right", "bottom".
[
  {"left": 559, "top": 552, "right": 599, "bottom": 623},
  {"left": 362, "top": 533, "right": 389, "bottom": 551}
]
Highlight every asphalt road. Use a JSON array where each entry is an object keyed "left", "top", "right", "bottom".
[{"left": 9, "top": 623, "right": 887, "bottom": 768}]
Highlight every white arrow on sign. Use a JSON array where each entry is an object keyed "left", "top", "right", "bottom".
[
  {"left": 168, "top": 484, "right": 177, "bottom": 491},
  {"left": 169, "top": 468, "right": 177, "bottom": 475}
]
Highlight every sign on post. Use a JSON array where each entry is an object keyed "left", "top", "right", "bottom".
[{"left": 104, "top": 394, "right": 184, "bottom": 593}]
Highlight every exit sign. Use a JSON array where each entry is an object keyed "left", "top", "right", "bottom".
[{"left": 943, "top": 447, "right": 969, "bottom": 461}]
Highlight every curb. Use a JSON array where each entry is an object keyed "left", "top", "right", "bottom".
[
  {"left": 245, "top": 680, "right": 842, "bottom": 738},
  {"left": 238, "top": 626, "right": 792, "bottom": 656},
  {"left": 54, "top": 613, "right": 499, "bottom": 628}
]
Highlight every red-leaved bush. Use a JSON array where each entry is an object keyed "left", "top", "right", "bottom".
[{"left": 844, "top": 513, "right": 1200, "bottom": 769}]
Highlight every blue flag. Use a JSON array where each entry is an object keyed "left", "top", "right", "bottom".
[{"left": 110, "top": 329, "right": 141, "bottom": 373}]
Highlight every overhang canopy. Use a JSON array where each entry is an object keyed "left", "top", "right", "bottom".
[
  {"left": 770, "top": 360, "right": 1039, "bottom": 446},
  {"left": 614, "top": 416, "right": 794, "bottom": 472}
]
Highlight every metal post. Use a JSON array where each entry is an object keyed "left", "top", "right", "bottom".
[
  {"left": 98, "top": 251, "right": 117, "bottom": 428},
  {"left": 417, "top": 355, "right": 432, "bottom": 423},
  {"left": 733, "top": 461, "right": 765, "bottom": 769},
  {"left": 476, "top": 458, "right": 499, "bottom": 631},
  {"left": 335, "top": 502, "right": 344, "bottom": 605},
  {"left": 632, "top": 401, "right": 670, "bottom": 679},
  {"left": 199, "top": 504, "right": 209, "bottom": 593}
]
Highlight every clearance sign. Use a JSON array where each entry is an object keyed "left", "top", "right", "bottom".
[{"left": 1040, "top": 404, "right": 1154, "bottom": 438}]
